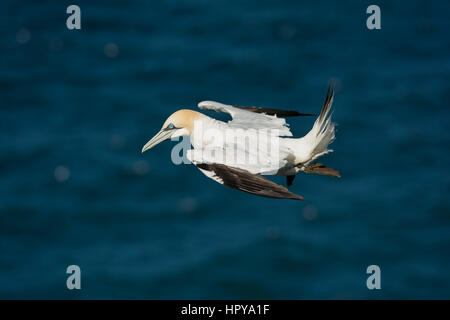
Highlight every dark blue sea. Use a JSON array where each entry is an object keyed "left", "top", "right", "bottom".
[{"left": 1, "top": 0, "right": 449, "bottom": 299}]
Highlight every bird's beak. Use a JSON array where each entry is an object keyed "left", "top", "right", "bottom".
[{"left": 141, "top": 129, "right": 174, "bottom": 153}]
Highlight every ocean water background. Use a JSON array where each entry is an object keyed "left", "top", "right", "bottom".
[{"left": 1, "top": 0, "right": 449, "bottom": 299}]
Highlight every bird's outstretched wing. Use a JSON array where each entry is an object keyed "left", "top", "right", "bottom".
[
  {"left": 233, "top": 105, "right": 314, "bottom": 117},
  {"left": 198, "top": 101, "right": 297, "bottom": 137},
  {"left": 194, "top": 162, "right": 304, "bottom": 200},
  {"left": 303, "top": 163, "right": 341, "bottom": 178}
]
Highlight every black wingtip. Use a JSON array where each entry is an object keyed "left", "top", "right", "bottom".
[
  {"left": 234, "top": 106, "right": 314, "bottom": 117},
  {"left": 303, "top": 163, "right": 341, "bottom": 178},
  {"left": 318, "top": 82, "right": 336, "bottom": 123},
  {"left": 198, "top": 162, "right": 305, "bottom": 200},
  {"left": 288, "top": 192, "right": 304, "bottom": 200}
]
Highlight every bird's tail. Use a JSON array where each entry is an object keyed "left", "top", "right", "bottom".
[{"left": 301, "top": 84, "right": 336, "bottom": 165}]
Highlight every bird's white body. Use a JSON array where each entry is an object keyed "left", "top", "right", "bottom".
[
  {"left": 188, "top": 115, "right": 293, "bottom": 175},
  {"left": 187, "top": 100, "right": 335, "bottom": 177}
]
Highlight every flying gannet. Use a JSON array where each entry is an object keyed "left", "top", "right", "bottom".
[{"left": 142, "top": 85, "right": 340, "bottom": 200}]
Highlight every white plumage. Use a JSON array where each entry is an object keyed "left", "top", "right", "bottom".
[{"left": 142, "top": 85, "right": 339, "bottom": 200}]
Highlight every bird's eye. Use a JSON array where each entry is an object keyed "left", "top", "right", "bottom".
[{"left": 167, "top": 123, "right": 175, "bottom": 130}]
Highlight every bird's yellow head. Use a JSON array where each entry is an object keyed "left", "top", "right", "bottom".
[{"left": 141, "top": 109, "right": 205, "bottom": 152}]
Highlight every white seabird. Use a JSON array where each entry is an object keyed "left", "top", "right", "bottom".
[{"left": 142, "top": 85, "right": 340, "bottom": 200}]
